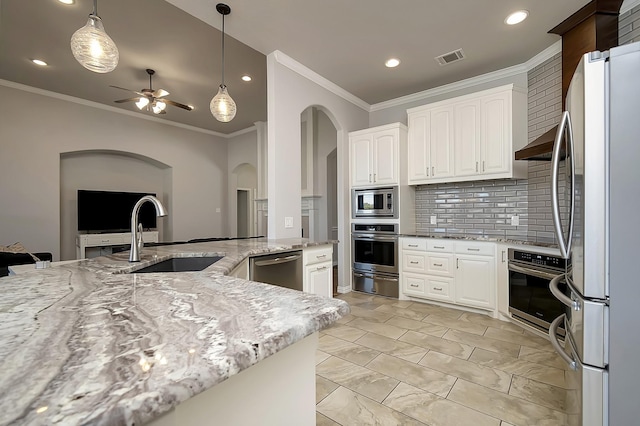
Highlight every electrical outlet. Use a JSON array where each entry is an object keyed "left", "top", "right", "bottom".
[
  {"left": 430, "top": 215, "right": 437, "bottom": 225},
  {"left": 511, "top": 215, "right": 520, "bottom": 226},
  {"left": 284, "top": 217, "right": 294, "bottom": 228},
  {"left": 215, "top": 208, "right": 221, "bottom": 213}
]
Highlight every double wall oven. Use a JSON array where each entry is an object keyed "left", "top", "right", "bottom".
[{"left": 352, "top": 223, "right": 398, "bottom": 298}]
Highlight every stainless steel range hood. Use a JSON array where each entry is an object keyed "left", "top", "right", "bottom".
[{"left": 514, "top": 126, "right": 559, "bottom": 161}]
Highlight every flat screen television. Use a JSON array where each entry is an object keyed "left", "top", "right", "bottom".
[{"left": 77, "top": 190, "right": 158, "bottom": 232}]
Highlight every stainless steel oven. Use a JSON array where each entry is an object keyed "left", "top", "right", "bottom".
[
  {"left": 508, "top": 248, "right": 569, "bottom": 334},
  {"left": 352, "top": 187, "right": 398, "bottom": 219},
  {"left": 352, "top": 223, "right": 398, "bottom": 298}
]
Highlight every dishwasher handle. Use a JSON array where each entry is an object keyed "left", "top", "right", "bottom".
[{"left": 253, "top": 254, "right": 301, "bottom": 267}]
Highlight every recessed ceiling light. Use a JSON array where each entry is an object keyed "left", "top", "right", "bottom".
[
  {"left": 385, "top": 58, "right": 400, "bottom": 68},
  {"left": 31, "top": 59, "right": 48, "bottom": 66},
  {"left": 58, "top": 0, "right": 74, "bottom": 4},
  {"left": 241, "top": 75, "right": 252, "bottom": 82},
  {"left": 505, "top": 10, "right": 529, "bottom": 25}
]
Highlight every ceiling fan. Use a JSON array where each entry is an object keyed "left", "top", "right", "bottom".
[{"left": 110, "top": 69, "right": 193, "bottom": 115}]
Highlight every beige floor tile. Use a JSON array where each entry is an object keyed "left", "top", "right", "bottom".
[
  {"left": 509, "top": 375, "right": 567, "bottom": 412},
  {"left": 348, "top": 304, "right": 397, "bottom": 321},
  {"left": 383, "top": 382, "right": 501, "bottom": 426},
  {"left": 385, "top": 316, "right": 449, "bottom": 337},
  {"left": 389, "top": 300, "right": 415, "bottom": 309},
  {"left": 366, "top": 353, "right": 457, "bottom": 397},
  {"left": 469, "top": 348, "right": 567, "bottom": 389},
  {"left": 319, "top": 335, "right": 380, "bottom": 366},
  {"left": 316, "top": 350, "right": 331, "bottom": 365},
  {"left": 400, "top": 330, "right": 474, "bottom": 359},
  {"left": 458, "top": 312, "right": 525, "bottom": 334},
  {"left": 355, "top": 332, "right": 428, "bottom": 364},
  {"left": 317, "top": 356, "right": 399, "bottom": 402},
  {"left": 316, "top": 412, "right": 341, "bottom": 426},
  {"left": 518, "top": 346, "right": 569, "bottom": 370},
  {"left": 484, "top": 327, "right": 553, "bottom": 350},
  {"left": 347, "top": 317, "right": 407, "bottom": 339},
  {"left": 374, "top": 303, "right": 429, "bottom": 321},
  {"left": 501, "top": 422, "right": 516, "bottom": 426},
  {"left": 422, "top": 314, "right": 488, "bottom": 336},
  {"left": 317, "top": 386, "right": 426, "bottom": 426},
  {"left": 419, "top": 351, "right": 512, "bottom": 393},
  {"left": 407, "top": 302, "right": 465, "bottom": 319},
  {"left": 448, "top": 379, "right": 567, "bottom": 426},
  {"left": 316, "top": 375, "right": 340, "bottom": 404},
  {"left": 335, "top": 313, "right": 356, "bottom": 325},
  {"left": 443, "top": 329, "right": 521, "bottom": 358},
  {"left": 322, "top": 324, "right": 368, "bottom": 342}
]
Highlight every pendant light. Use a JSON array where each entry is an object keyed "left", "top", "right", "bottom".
[
  {"left": 70, "top": 0, "right": 119, "bottom": 73},
  {"left": 210, "top": 3, "right": 236, "bottom": 122}
]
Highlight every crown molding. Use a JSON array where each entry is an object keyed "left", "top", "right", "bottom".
[
  {"left": 371, "top": 40, "right": 562, "bottom": 112},
  {"left": 621, "top": 0, "right": 640, "bottom": 13},
  {"left": 270, "top": 50, "right": 370, "bottom": 112},
  {"left": 0, "top": 78, "right": 255, "bottom": 139}
]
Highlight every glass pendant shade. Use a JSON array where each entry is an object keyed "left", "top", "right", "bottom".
[
  {"left": 70, "top": 15, "right": 119, "bottom": 73},
  {"left": 210, "top": 85, "right": 236, "bottom": 122}
]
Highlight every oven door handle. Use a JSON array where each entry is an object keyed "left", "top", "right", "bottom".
[
  {"left": 548, "top": 314, "right": 577, "bottom": 371},
  {"left": 352, "top": 234, "right": 398, "bottom": 241},
  {"left": 508, "top": 263, "right": 558, "bottom": 281},
  {"left": 549, "top": 274, "right": 581, "bottom": 311}
]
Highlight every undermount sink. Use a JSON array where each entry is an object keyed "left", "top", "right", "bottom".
[{"left": 131, "top": 256, "right": 223, "bottom": 273}]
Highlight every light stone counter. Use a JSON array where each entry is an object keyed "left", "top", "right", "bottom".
[{"left": 0, "top": 238, "right": 348, "bottom": 426}]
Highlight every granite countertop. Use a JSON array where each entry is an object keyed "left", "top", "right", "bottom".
[
  {"left": 400, "top": 233, "right": 558, "bottom": 248},
  {"left": 0, "top": 238, "right": 348, "bottom": 426}
]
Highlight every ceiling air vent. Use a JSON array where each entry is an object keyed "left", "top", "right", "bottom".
[{"left": 435, "top": 49, "right": 465, "bottom": 66}]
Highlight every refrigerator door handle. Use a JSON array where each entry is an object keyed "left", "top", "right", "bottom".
[
  {"left": 549, "top": 273, "right": 581, "bottom": 311},
  {"left": 551, "top": 111, "right": 574, "bottom": 259},
  {"left": 548, "top": 314, "right": 578, "bottom": 371}
]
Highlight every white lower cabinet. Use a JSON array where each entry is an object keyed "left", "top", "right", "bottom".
[
  {"left": 303, "top": 245, "right": 333, "bottom": 298},
  {"left": 400, "top": 237, "right": 496, "bottom": 312}
]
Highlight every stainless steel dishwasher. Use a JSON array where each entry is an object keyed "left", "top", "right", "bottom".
[{"left": 249, "top": 250, "right": 303, "bottom": 291}]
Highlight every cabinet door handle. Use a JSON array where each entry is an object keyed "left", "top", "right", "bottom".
[
  {"left": 456, "top": 258, "right": 459, "bottom": 269},
  {"left": 476, "top": 162, "right": 478, "bottom": 172},
  {"left": 433, "top": 245, "right": 445, "bottom": 249},
  {"left": 433, "top": 287, "right": 443, "bottom": 291},
  {"left": 431, "top": 166, "right": 434, "bottom": 176},
  {"left": 316, "top": 266, "right": 328, "bottom": 271},
  {"left": 369, "top": 173, "right": 372, "bottom": 182},
  {"left": 433, "top": 263, "right": 443, "bottom": 267},
  {"left": 502, "top": 250, "right": 506, "bottom": 263},
  {"left": 467, "top": 248, "right": 480, "bottom": 252},
  {"left": 373, "top": 173, "right": 376, "bottom": 182},
  {"left": 482, "top": 161, "right": 485, "bottom": 172},
  {"left": 316, "top": 254, "right": 327, "bottom": 259},
  {"left": 410, "top": 284, "right": 419, "bottom": 288},
  {"left": 426, "top": 167, "right": 429, "bottom": 176},
  {"left": 410, "top": 261, "right": 419, "bottom": 264},
  {"left": 408, "top": 244, "right": 418, "bottom": 248}
]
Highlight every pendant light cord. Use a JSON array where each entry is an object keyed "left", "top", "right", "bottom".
[{"left": 221, "top": 12, "right": 225, "bottom": 86}]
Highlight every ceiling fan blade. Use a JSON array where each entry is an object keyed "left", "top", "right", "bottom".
[
  {"left": 163, "top": 99, "right": 194, "bottom": 111},
  {"left": 110, "top": 85, "right": 146, "bottom": 97},
  {"left": 114, "top": 97, "right": 140, "bottom": 103},
  {"left": 154, "top": 89, "right": 169, "bottom": 98}
]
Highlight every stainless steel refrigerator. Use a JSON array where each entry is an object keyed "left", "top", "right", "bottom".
[{"left": 547, "top": 41, "right": 640, "bottom": 425}]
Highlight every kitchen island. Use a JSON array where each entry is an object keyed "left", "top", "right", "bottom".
[{"left": 0, "top": 238, "right": 348, "bottom": 426}]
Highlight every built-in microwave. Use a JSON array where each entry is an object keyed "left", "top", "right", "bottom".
[{"left": 352, "top": 187, "right": 398, "bottom": 219}]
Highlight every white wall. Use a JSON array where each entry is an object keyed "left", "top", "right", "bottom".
[
  {"left": 266, "top": 51, "right": 369, "bottom": 293},
  {"left": 227, "top": 129, "right": 258, "bottom": 237},
  {"left": 0, "top": 84, "right": 228, "bottom": 260}
]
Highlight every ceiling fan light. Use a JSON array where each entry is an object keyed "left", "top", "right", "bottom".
[
  {"left": 210, "top": 85, "right": 236, "bottom": 122},
  {"left": 156, "top": 100, "right": 167, "bottom": 111},
  {"left": 135, "top": 97, "right": 149, "bottom": 109},
  {"left": 152, "top": 104, "right": 162, "bottom": 114},
  {"left": 70, "top": 14, "right": 119, "bottom": 73}
]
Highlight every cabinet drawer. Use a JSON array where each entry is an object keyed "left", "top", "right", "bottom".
[
  {"left": 402, "top": 238, "right": 426, "bottom": 251},
  {"left": 85, "top": 235, "right": 126, "bottom": 245},
  {"left": 454, "top": 241, "right": 494, "bottom": 256},
  {"left": 403, "top": 274, "right": 425, "bottom": 295},
  {"left": 304, "top": 246, "right": 333, "bottom": 266},
  {"left": 403, "top": 252, "right": 426, "bottom": 273},
  {"left": 425, "top": 276, "right": 454, "bottom": 301},
  {"left": 425, "top": 253, "right": 454, "bottom": 276},
  {"left": 427, "top": 239, "right": 453, "bottom": 252}
]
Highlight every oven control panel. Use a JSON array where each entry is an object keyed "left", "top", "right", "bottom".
[{"left": 509, "top": 249, "right": 568, "bottom": 271}]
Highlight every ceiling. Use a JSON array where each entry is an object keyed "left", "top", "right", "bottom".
[{"left": 1, "top": 0, "right": 592, "bottom": 135}]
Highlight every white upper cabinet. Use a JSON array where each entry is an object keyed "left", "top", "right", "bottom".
[
  {"left": 408, "top": 84, "right": 527, "bottom": 185},
  {"left": 350, "top": 123, "right": 406, "bottom": 188}
]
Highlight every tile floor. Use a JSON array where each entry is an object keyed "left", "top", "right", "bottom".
[{"left": 316, "top": 292, "right": 569, "bottom": 426}]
